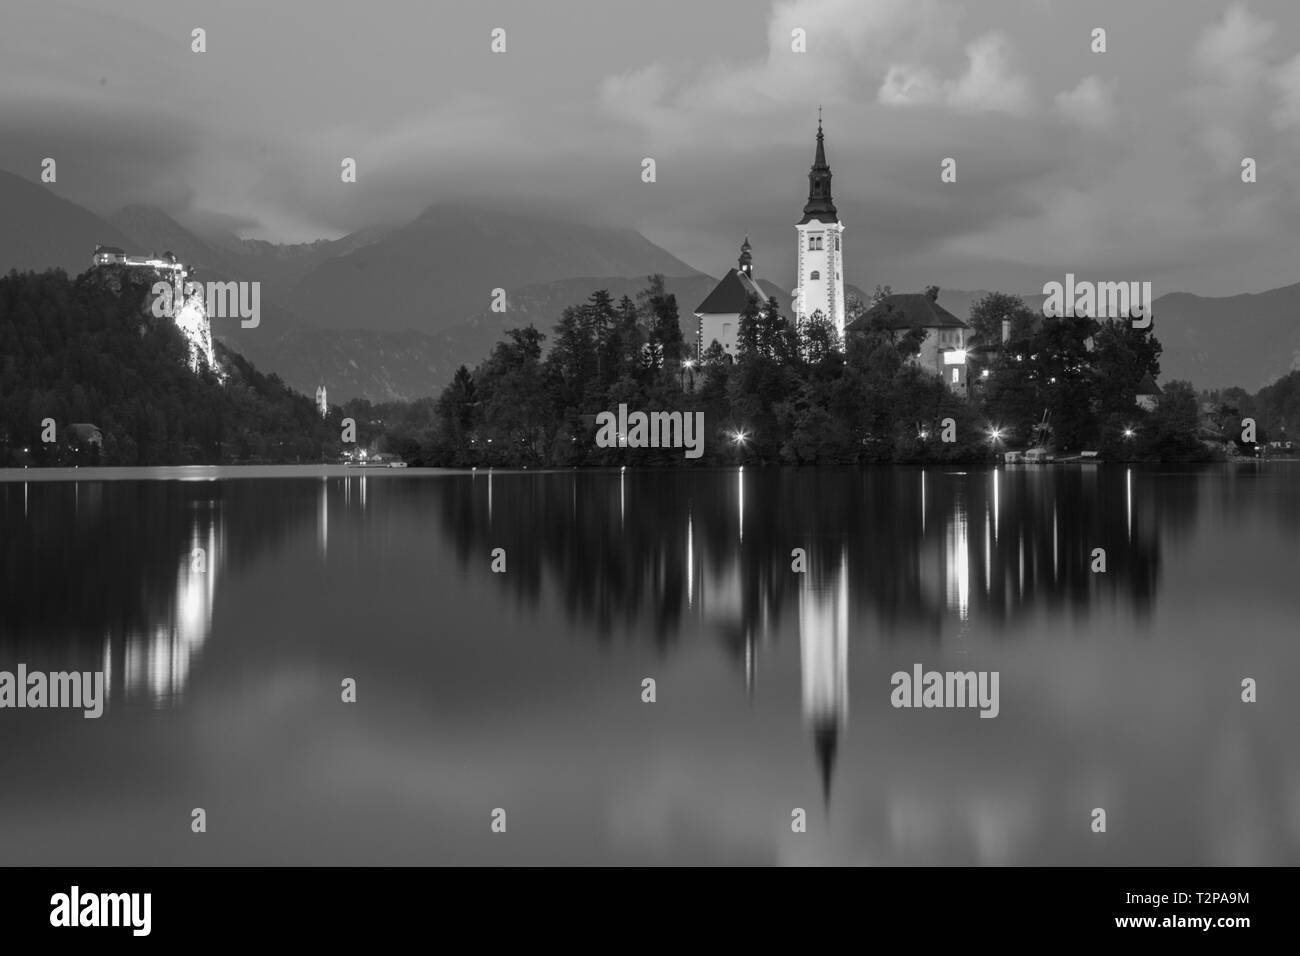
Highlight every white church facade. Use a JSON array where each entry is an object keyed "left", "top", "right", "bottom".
[
  {"left": 695, "top": 117, "right": 845, "bottom": 358},
  {"left": 792, "top": 116, "right": 845, "bottom": 336},
  {"left": 693, "top": 237, "right": 765, "bottom": 361}
]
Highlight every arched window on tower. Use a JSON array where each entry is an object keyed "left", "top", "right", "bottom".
[
  {"left": 810, "top": 271, "right": 820, "bottom": 280},
  {"left": 835, "top": 236, "right": 840, "bottom": 251}
]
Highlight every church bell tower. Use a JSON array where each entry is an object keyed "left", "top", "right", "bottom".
[{"left": 794, "top": 111, "right": 845, "bottom": 337}]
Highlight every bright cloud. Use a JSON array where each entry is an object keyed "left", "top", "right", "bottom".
[{"left": 1054, "top": 75, "right": 1118, "bottom": 129}]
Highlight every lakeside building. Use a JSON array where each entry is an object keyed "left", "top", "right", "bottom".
[
  {"left": 846, "top": 289, "right": 973, "bottom": 391},
  {"left": 66, "top": 423, "right": 103, "bottom": 449},
  {"left": 1136, "top": 373, "right": 1161, "bottom": 411}
]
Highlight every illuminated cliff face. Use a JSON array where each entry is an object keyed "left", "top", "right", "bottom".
[{"left": 171, "top": 280, "right": 225, "bottom": 381}]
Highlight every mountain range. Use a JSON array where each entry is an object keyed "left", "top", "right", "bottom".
[{"left": 2, "top": 168, "right": 1296, "bottom": 402}]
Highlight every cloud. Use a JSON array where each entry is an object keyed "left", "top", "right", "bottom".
[
  {"left": 876, "top": 31, "right": 1034, "bottom": 115},
  {"left": 1192, "top": 1, "right": 1275, "bottom": 89},
  {"left": 1186, "top": 3, "right": 1278, "bottom": 167},
  {"left": 600, "top": 0, "right": 967, "bottom": 127},
  {"left": 1270, "top": 52, "right": 1300, "bottom": 130},
  {"left": 1055, "top": 75, "right": 1118, "bottom": 129},
  {"left": 600, "top": 63, "right": 671, "bottom": 119},
  {"left": 947, "top": 32, "right": 1034, "bottom": 115},
  {"left": 878, "top": 64, "right": 946, "bottom": 106}
]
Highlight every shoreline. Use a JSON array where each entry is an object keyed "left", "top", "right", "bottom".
[{"left": 2, "top": 459, "right": 1295, "bottom": 481}]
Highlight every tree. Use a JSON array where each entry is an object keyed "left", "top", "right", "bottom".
[
  {"left": 798, "top": 309, "right": 841, "bottom": 367},
  {"left": 1091, "top": 318, "right": 1161, "bottom": 421},
  {"left": 639, "top": 274, "right": 684, "bottom": 369},
  {"left": 762, "top": 296, "right": 798, "bottom": 364},
  {"left": 735, "top": 294, "right": 764, "bottom": 359},
  {"left": 1143, "top": 380, "right": 1207, "bottom": 460},
  {"left": 968, "top": 291, "right": 1036, "bottom": 346}
]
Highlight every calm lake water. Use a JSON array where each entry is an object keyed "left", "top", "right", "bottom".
[{"left": 1, "top": 464, "right": 1297, "bottom": 865}]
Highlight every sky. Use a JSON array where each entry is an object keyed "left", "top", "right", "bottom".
[{"left": 3, "top": 0, "right": 1300, "bottom": 296}]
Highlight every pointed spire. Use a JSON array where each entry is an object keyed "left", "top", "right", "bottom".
[
  {"left": 801, "top": 111, "right": 838, "bottom": 224},
  {"left": 738, "top": 235, "right": 753, "bottom": 276},
  {"left": 813, "top": 720, "right": 838, "bottom": 811},
  {"left": 815, "top": 106, "right": 826, "bottom": 167}
]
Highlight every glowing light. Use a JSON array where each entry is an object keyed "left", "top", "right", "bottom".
[
  {"left": 947, "top": 498, "right": 970, "bottom": 621},
  {"left": 1126, "top": 467, "right": 1132, "bottom": 541},
  {"left": 987, "top": 426, "right": 1004, "bottom": 442},
  {"left": 737, "top": 466, "right": 744, "bottom": 542},
  {"left": 686, "top": 508, "right": 694, "bottom": 609}
]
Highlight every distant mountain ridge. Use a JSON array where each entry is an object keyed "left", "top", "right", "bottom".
[
  {"left": 0, "top": 170, "right": 135, "bottom": 275},
  {"left": 219, "top": 273, "right": 770, "bottom": 402},
  {"left": 1, "top": 167, "right": 1297, "bottom": 399},
  {"left": 286, "top": 202, "right": 704, "bottom": 332}
]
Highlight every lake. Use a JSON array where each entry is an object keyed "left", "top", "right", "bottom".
[{"left": 1, "top": 464, "right": 1297, "bottom": 865}]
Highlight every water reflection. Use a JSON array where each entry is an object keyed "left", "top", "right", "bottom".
[
  {"left": 439, "top": 465, "right": 1193, "bottom": 804},
  {"left": 800, "top": 543, "right": 848, "bottom": 807},
  {"left": 0, "top": 478, "right": 313, "bottom": 708},
  {"left": 3, "top": 464, "right": 1298, "bottom": 865},
  {"left": 112, "top": 517, "right": 217, "bottom": 705}
]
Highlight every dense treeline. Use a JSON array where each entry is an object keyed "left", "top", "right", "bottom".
[
  {"left": 0, "top": 268, "right": 1262, "bottom": 469},
  {"left": 0, "top": 267, "right": 341, "bottom": 465},
  {"left": 1201, "top": 370, "right": 1300, "bottom": 447},
  {"left": 395, "top": 277, "right": 1210, "bottom": 466}
]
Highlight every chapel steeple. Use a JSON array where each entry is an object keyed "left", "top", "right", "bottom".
[{"left": 801, "top": 109, "right": 839, "bottom": 225}]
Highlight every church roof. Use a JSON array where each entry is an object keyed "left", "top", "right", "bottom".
[
  {"left": 846, "top": 293, "right": 969, "bottom": 333},
  {"left": 695, "top": 268, "right": 765, "bottom": 315},
  {"left": 1136, "top": 372, "right": 1161, "bottom": 396}
]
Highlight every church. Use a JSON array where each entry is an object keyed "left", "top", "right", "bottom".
[{"left": 694, "top": 115, "right": 846, "bottom": 359}]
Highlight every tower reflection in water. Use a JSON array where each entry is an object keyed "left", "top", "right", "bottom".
[{"left": 799, "top": 543, "right": 848, "bottom": 808}]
